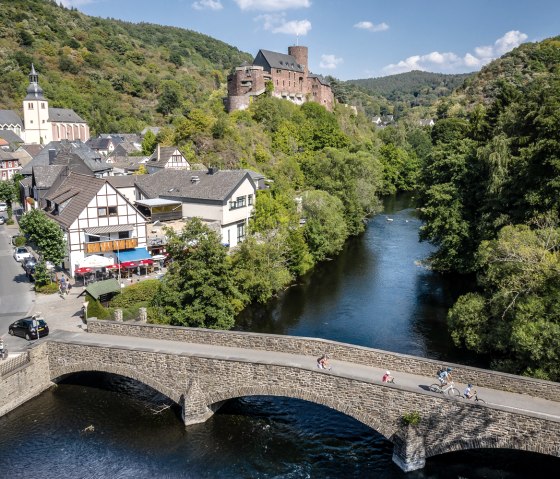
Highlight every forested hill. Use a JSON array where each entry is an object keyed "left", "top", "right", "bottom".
[
  {"left": 0, "top": 0, "right": 252, "bottom": 133},
  {"left": 453, "top": 35, "right": 560, "bottom": 106},
  {"left": 345, "top": 71, "right": 472, "bottom": 108},
  {"left": 417, "top": 35, "right": 560, "bottom": 381}
]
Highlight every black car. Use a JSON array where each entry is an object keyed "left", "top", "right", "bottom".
[
  {"left": 8, "top": 317, "right": 49, "bottom": 340},
  {"left": 23, "top": 256, "right": 38, "bottom": 271}
]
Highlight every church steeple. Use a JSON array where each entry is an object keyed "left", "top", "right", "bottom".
[{"left": 25, "top": 63, "right": 45, "bottom": 101}]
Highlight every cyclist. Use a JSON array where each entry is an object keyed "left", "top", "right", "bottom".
[
  {"left": 382, "top": 371, "right": 394, "bottom": 383},
  {"left": 464, "top": 384, "right": 474, "bottom": 399},
  {"left": 437, "top": 367, "right": 453, "bottom": 385}
]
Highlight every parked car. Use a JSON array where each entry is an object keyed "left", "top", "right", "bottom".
[
  {"left": 8, "top": 316, "right": 49, "bottom": 340},
  {"left": 0, "top": 216, "right": 5, "bottom": 225},
  {"left": 13, "top": 246, "right": 32, "bottom": 262},
  {"left": 0, "top": 202, "right": 7, "bottom": 212},
  {"left": 23, "top": 256, "right": 38, "bottom": 270}
]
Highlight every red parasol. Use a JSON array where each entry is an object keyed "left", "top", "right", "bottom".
[
  {"left": 106, "top": 264, "right": 122, "bottom": 270},
  {"left": 120, "top": 261, "right": 138, "bottom": 268},
  {"left": 75, "top": 267, "right": 93, "bottom": 274},
  {"left": 140, "top": 259, "right": 154, "bottom": 265}
]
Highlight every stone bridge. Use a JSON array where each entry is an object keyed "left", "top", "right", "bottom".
[{"left": 2, "top": 320, "right": 560, "bottom": 472}]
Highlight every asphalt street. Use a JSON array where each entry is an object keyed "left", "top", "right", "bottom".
[{"left": 0, "top": 217, "right": 35, "bottom": 351}]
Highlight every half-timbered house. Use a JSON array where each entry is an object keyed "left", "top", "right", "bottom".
[{"left": 44, "top": 172, "right": 148, "bottom": 276}]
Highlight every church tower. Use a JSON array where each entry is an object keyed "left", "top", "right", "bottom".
[{"left": 23, "top": 64, "right": 51, "bottom": 144}]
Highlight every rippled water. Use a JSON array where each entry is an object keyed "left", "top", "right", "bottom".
[{"left": 1, "top": 194, "right": 558, "bottom": 478}]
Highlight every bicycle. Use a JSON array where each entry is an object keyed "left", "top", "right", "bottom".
[
  {"left": 463, "top": 389, "right": 486, "bottom": 403},
  {"left": 429, "top": 381, "right": 461, "bottom": 397}
]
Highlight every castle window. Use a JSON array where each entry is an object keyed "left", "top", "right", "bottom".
[
  {"left": 277, "top": 69, "right": 281, "bottom": 73},
  {"left": 28, "top": 103, "right": 34, "bottom": 109},
  {"left": 41, "top": 103, "right": 45, "bottom": 109}
]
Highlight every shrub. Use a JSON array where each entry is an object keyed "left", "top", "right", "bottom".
[
  {"left": 109, "top": 279, "right": 160, "bottom": 308},
  {"left": 35, "top": 282, "right": 58, "bottom": 294},
  {"left": 13, "top": 235, "right": 26, "bottom": 246},
  {"left": 401, "top": 411, "right": 421, "bottom": 426},
  {"left": 84, "top": 294, "right": 110, "bottom": 319},
  {"left": 6, "top": 218, "right": 14, "bottom": 225}
]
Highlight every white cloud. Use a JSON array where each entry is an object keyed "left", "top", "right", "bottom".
[
  {"left": 354, "top": 21, "right": 389, "bottom": 33},
  {"left": 235, "top": 0, "right": 311, "bottom": 11},
  {"left": 59, "top": 0, "right": 95, "bottom": 6},
  {"left": 320, "top": 54, "right": 343, "bottom": 69},
  {"left": 382, "top": 30, "right": 528, "bottom": 75},
  {"left": 256, "top": 13, "right": 311, "bottom": 35},
  {"left": 192, "top": 0, "right": 223, "bottom": 11}
]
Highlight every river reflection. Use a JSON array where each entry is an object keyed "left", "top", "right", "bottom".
[{"left": 0, "top": 194, "right": 557, "bottom": 478}]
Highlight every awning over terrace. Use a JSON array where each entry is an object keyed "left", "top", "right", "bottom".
[{"left": 115, "top": 247, "right": 151, "bottom": 263}]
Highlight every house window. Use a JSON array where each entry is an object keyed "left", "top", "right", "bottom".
[
  {"left": 41, "top": 103, "right": 45, "bottom": 109},
  {"left": 248, "top": 194, "right": 253, "bottom": 206},
  {"left": 88, "top": 235, "right": 100, "bottom": 242},
  {"left": 118, "top": 231, "right": 130, "bottom": 239},
  {"left": 108, "top": 206, "right": 118, "bottom": 216},
  {"left": 98, "top": 207, "right": 107, "bottom": 217},
  {"left": 237, "top": 222, "right": 246, "bottom": 242},
  {"left": 229, "top": 196, "right": 246, "bottom": 210},
  {"left": 28, "top": 103, "right": 34, "bottom": 109}
]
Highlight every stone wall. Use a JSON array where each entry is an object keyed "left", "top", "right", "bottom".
[
  {"left": 87, "top": 320, "right": 560, "bottom": 402},
  {"left": 0, "top": 343, "right": 53, "bottom": 418},
  {"left": 47, "top": 339, "right": 560, "bottom": 470}
]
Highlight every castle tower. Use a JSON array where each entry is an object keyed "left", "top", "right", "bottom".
[
  {"left": 288, "top": 45, "right": 308, "bottom": 77},
  {"left": 23, "top": 64, "right": 51, "bottom": 145}
]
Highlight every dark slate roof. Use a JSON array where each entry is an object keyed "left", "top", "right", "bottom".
[
  {"left": 32, "top": 165, "right": 66, "bottom": 189},
  {"left": 0, "top": 149, "right": 18, "bottom": 161},
  {"left": 0, "top": 110, "right": 23, "bottom": 127},
  {"left": 255, "top": 50, "right": 304, "bottom": 72},
  {"left": 308, "top": 73, "right": 331, "bottom": 86},
  {"left": 148, "top": 146, "right": 183, "bottom": 169},
  {"left": 0, "top": 129, "right": 24, "bottom": 143},
  {"left": 18, "top": 144, "right": 44, "bottom": 158},
  {"left": 86, "top": 137, "right": 114, "bottom": 150},
  {"left": 21, "top": 140, "right": 110, "bottom": 175},
  {"left": 106, "top": 175, "right": 137, "bottom": 188},
  {"left": 44, "top": 172, "right": 106, "bottom": 229},
  {"left": 135, "top": 169, "right": 254, "bottom": 203},
  {"left": 48, "top": 108, "right": 86, "bottom": 123}
]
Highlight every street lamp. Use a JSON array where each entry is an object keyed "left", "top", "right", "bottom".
[{"left": 87, "top": 233, "right": 121, "bottom": 282}]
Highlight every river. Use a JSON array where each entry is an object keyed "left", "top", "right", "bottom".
[{"left": 0, "top": 194, "right": 558, "bottom": 478}]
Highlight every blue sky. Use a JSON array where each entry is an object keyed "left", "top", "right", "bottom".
[{"left": 62, "top": 0, "right": 560, "bottom": 80}]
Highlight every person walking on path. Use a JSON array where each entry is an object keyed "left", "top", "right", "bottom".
[{"left": 317, "top": 354, "right": 332, "bottom": 370}]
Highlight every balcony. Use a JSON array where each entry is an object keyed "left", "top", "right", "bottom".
[{"left": 84, "top": 238, "right": 138, "bottom": 254}]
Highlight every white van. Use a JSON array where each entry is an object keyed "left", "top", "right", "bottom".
[{"left": 0, "top": 202, "right": 7, "bottom": 212}]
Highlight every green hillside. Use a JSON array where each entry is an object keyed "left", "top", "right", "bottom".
[
  {"left": 0, "top": 0, "right": 252, "bottom": 134},
  {"left": 345, "top": 70, "right": 472, "bottom": 114}
]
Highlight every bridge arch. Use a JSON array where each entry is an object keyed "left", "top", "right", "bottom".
[
  {"left": 50, "top": 362, "right": 181, "bottom": 404},
  {"left": 205, "top": 385, "right": 397, "bottom": 441},
  {"left": 425, "top": 435, "right": 558, "bottom": 460}
]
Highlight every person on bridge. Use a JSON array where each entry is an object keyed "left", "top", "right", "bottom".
[
  {"left": 382, "top": 371, "right": 394, "bottom": 383},
  {"left": 463, "top": 384, "right": 474, "bottom": 399},
  {"left": 438, "top": 367, "right": 453, "bottom": 385},
  {"left": 317, "top": 354, "right": 331, "bottom": 370}
]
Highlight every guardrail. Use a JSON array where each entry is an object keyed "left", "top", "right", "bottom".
[{"left": 0, "top": 352, "right": 30, "bottom": 377}]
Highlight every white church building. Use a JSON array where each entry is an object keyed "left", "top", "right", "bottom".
[{"left": 0, "top": 65, "right": 90, "bottom": 145}]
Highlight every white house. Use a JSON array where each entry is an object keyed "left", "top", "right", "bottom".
[
  {"left": 43, "top": 172, "right": 148, "bottom": 276},
  {"left": 0, "top": 150, "right": 22, "bottom": 181},
  {"left": 135, "top": 168, "right": 256, "bottom": 247},
  {"left": 146, "top": 145, "right": 190, "bottom": 174}
]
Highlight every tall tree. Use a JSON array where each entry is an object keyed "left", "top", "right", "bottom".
[
  {"left": 152, "top": 218, "right": 241, "bottom": 329},
  {"left": 18, "top": 209, "right": 66, "bottom": 265}
]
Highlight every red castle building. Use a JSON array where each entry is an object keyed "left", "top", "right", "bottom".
[{"left": 226, "top": 45, "right": 334, "bottom": 112}]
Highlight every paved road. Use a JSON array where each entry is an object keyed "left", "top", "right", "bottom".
[
  {"left": 0, "top": 220, "right": 34, "bottom": 350},
  {"left": 48, "top": 329, "right": 560, "bottom": 421}
]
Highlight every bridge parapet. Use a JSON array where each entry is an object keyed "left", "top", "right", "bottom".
[{"left": 87, "top": 320, "right": 560, "bottom": 403}]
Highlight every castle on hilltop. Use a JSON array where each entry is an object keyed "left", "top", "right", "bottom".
[
  {"left": 0, "top": 65, "right": 90, "bottom": 145},
  {"left": 226, "top": 45, "right": 334, "bottom": 112}
]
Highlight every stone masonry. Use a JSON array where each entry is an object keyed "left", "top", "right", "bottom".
[{"left": 88, "top": 320, "right": 560, "bottom": 402}]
